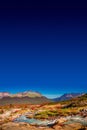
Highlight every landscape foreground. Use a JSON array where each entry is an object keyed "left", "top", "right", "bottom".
[{"left": 1, "top": 93, "right": 87, "bottom": 130}]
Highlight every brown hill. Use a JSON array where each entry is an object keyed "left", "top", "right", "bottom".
[
  {"left": 0, "top": 96, "right": 51, "bottom": 105},
  {"left": 59, "top": 93, "right": 87, "bottom": 108}
]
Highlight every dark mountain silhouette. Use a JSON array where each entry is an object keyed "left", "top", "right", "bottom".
[{"left": 53, "top": 93, "right": 84, "bottom": 101}]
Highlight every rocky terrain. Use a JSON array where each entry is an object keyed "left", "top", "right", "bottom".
[
  {"left": 0, "top": 122, "right": 86, "bottom": 130},
  {"left": 0, "top": 93, "right": 87, "bottom": 130},
  {"left": 0, "top": 91, "right": 51, "bottom": 105}
]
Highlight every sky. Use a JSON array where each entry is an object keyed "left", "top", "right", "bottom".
[{"left": 0, "top": 1, "right": 87, "bottom": 98}]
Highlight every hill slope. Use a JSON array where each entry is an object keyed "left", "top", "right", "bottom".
[
  {"left": 0, "top": 96, "right": 51, "bottom": 105},
  {"left": 59, "top": 93, "right": 87, "bottom": 108},
  {"left": 0, "top": 91, "right": 51, "bottom": 105}
]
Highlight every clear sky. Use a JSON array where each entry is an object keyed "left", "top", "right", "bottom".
[{"left": 0, "top": 1, "right": 87, "bottom": 98}]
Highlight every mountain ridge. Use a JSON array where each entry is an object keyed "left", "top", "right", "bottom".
[
  {"left": 0, "top": 91, "right": 42, "bottom": 99},
  {"left": 53, "top": 93, "right": 85, "bottom": 102},
  {"left": 0, "top": 91, "right": 51, "bottom": 105}
]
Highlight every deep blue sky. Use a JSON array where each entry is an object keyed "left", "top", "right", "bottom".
[{"left": 0, "top": 1, "right": 87, "bottom": 98}]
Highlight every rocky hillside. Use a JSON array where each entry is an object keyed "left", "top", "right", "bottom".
[
  {"left": 59, "top": 93, "right": 87, "bottom": 108},
  {"left": 0, "top": 91, "right": 42, "bottom": 98},
  {"left": 0, "top": 91, "right": 51, "bottom": 105},
  {"left": 0, "top": 96, "right": 51, "bottom": 105}
]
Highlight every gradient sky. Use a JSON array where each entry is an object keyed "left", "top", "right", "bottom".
[{"left": 0, "top": 1, "right": 87, "bottom": 98}]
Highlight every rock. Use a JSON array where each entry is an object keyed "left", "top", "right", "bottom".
[
  {"left": 26, "top": 114, "right": 33, "bottom": 119},
  {"left": 63, "top": 123, "right": 85, "bottom": 130},
  {"left": 58, "top": 117, "right": 67, "bottom": 124},
  {"left": 1, "top": 121, "right": 87, "bottom": 130},
  {"left": 53, "top": 125, "right": 63, "bottom": 130},
  {"left": 0, "top": 122, "right": 32, "bottom": 130},
  {"left": 52, "top": 122, "right": 87, "bottom": 130}
]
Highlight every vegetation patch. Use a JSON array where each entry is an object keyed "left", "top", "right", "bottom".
[{"left": 34, "top": 110, "right": 59, "bottom": 119}]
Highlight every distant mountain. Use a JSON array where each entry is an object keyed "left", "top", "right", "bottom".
[
  {"left": 0, "top": 96, "right": 51, "bottom": 105},
  {"left": 59, "top": 93, "right": 87, "bottom": 108},
  {"left": 11, "top": 91, "right": 42, "bottom": 98},
  {"left": 53, "top": 93, "right": 85, "bottom": 102},
  {"left": 0, "top": 91, "right": 51, "bottom": 105},
  {"left": 0, "top": 91, "right": 42, "bottom": 99},
  {"left": 0, "top": 92, "right": 10, "bottom": 99}
]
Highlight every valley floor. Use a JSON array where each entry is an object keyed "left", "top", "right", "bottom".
[{"left": 0, "top": 103, "right": 87, "bottom": 130}]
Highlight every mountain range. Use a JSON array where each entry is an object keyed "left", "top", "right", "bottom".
[
  {"left": 0, "top": 91, "right": 85, "bottom": 105},
  {"left": 53, "top": 93, "right": 85, "bottom": 101},
  {"left": 0, "top": 91, "right": 42, "bottom": 99},
  {"left": 0, "top": 91, "right": 50, "bottom": 105}
]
